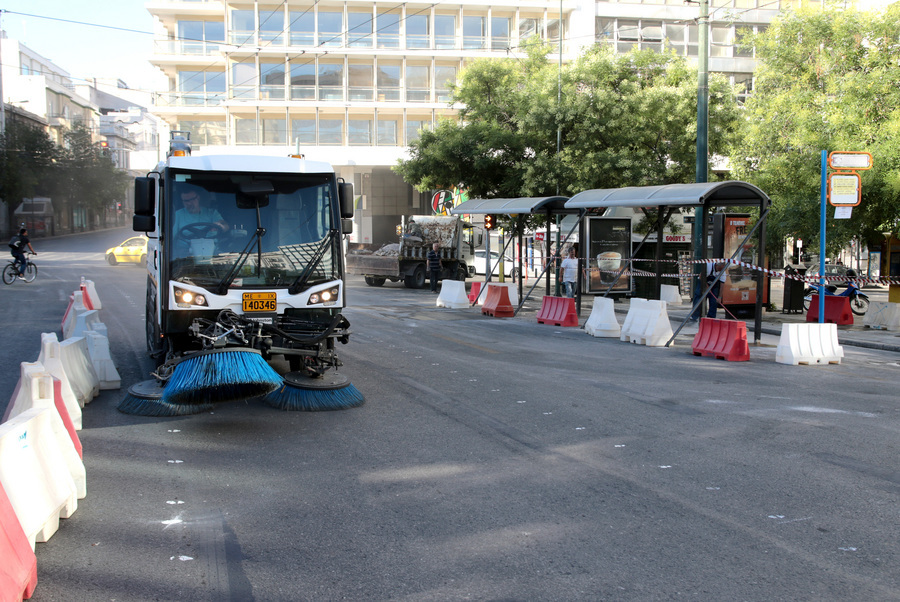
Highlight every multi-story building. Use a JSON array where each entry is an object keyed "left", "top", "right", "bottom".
[{"left": 145, "top": 0, "right": 823, "bottom": 243}]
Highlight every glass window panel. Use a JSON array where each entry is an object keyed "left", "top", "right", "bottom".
[
  {"left": 178, "top": 21, "right": 203, "bottom": 40},
  {"left": 178, "top": 71, "right": 204, "bottom": 105},
  {"left": 205, "top": 22, "right": 225, "bottom": 42},
  {"left": 291, "top": 63, "right": 316, "bottom": 100},
  {"left": 291, "top": 119, "right": 316, "bottom": 144},
  {"left": 519, "top": 17, "right": 541, "bottom": 40},
  {"left": 231, "top": 10, "right": 255, "bottom": 44},
  {"left": 547, "top": 18, "right": 563, "bottom": 48},
  {"left": 232, "top": 61, "right": 257, "bottom": 99},
  {"left": 319, "top": 119, "right": 343, "bottom": 145},
  {"left": 290, "top": 11, "right": 315, "bottom": 45},
  {"left": 642, "top": 21, "right": 662, "bottom": 42},
  {"left": 348, "top": 12, "right": 373, "bottom": 47},
  {"left": 377, "top": 12, "right": 401, "bottom": 48},
  {"left": 491, "top": 17, "right": 510, "bottom": 50},
  {"left": 666, "top": 23, "right": 686, "bottom": 44},
  {"left": 463, "top": 16, "right": 486, "bottom": 49},
  {"left": 206, "top": 71, "right": 226, "bottom": 103},
  {"left": 735, "top": 26, "right": 754, "bottom": 57},
  {"left": 319, "top": 11, "right": 343, "bottom": 46},
  {"left": 260, "top": 10, "right": 284, "bottom": 44},
  {"left": 378, "top": 119, "right": 398, "bottom": 145},
  {"left": 349, "top": 119, "right": 373, "bottom": 144},
  {"left": 261, "top": 118, "right": 287, "bottom": 145},
  {"left": 349, "top": 64, "right": 374, "bottom": 101},
  {"left": 435, "top": 15, "right": 456, "bottom": 49},
  {"left": 407, "top": 14, "right": 430, "bottom": 48},
  {"left": 235, "top": 117, "right": 258, "bottom": 145},
  {"left": 435, "top": 65, "right": 456, "bottom": 102},
  {"left": 406, "top": 65, "right": 430, "bottom": 102},
  {"left": 596, "top": 18, "right": 615, "bottom": 44},
  {"left": 318, "top": 63, "right": 343, "bottom": 87},
  {"left": 261, "top": 63, "right": 285, "bottom": 85},
  {"left": 406, "top": 119, "right": 428, "bottom": 144},
  {"left": 618, "top": 20, "right": 639, "bottom": 41}
]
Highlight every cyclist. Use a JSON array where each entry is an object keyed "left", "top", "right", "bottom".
[{"left": 9, "top": 227, "right": 37, "bottom": 279}]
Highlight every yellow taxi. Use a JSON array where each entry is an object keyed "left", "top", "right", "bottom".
[{"left": 105, "top": 236, "right": 148, "bottom": 266}]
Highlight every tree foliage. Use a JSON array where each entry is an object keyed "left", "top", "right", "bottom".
[
  {"left": 0, "top": 121, "right": 58, "bottom": 230},
  {"left": 395, "top": 42, "right": 741, "bottom": 216},
  {"left": 729, "top": 3, "right": 900, "bottom": 254}
]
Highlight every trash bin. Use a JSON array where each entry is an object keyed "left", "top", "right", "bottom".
[{"left": 782, "top": 265, "right": 806, "bottom": 314}]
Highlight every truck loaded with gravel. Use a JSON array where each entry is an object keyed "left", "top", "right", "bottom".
[{"left": 346, "top": 215, "right": 479, "bottom": 288}]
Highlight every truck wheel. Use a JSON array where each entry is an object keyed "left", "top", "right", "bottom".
[
  {"left": 364, "top": 276, "right": 386, "bottom": 287},
  {"left": 405, "top": 265, "right": 426, "bottom": 289},
  {"left": 457, "top": 266, "right": 468, "bottom": 281}
]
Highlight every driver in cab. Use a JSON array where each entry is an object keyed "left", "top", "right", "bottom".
[{"left": 174, "top": 189, "right": 229, "bottom": 256}]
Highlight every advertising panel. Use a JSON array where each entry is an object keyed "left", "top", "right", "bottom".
[
  {"left": 587, "top": 217, "right": 631, "bottom": 294},
  {"left": 713, "top": 214, "right": 768, "bottom": 306}
]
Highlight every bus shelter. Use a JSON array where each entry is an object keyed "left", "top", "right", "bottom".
[
  {"left": 565, "top": 181, "right": 771, "bottom": 343},
  {"left": 450, "top": 195, "right": 581, "bottom": 303}
]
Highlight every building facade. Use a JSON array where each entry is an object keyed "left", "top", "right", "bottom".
[{"left": 145, "top": 0, "right": 826, "bottom": 244}]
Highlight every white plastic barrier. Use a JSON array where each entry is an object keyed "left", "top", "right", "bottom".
[
  {"left": 584, "top": 296, "right": 621, "bottom": 338},
  {"left": 620, "top": 298, "right": 673, "bottom": 347},
  {"left": 61, "top": 291, "right": 89, "bottom": 339},
  {"left": 5, "top": 362, "right": 81, "bottom": 431},
  {"left": 864, "top": 301, "right": 900, "bottom": 332},
  {"left": 660, "top": 284, "right": 682, "bottom": 306},
  {"left": 84, "top": 331, "right": 121, "bottom": 390},
  {"left": 69, "top": 310, "right": 107, "bottom": 341},
  {"left": 0, "top": 408, "right": 79, "bottom": 548},
  {"left": 775, "top": 323, "right": 844, "bottom": 365},
  {"left": 80, "top": 278, "right": 101, "bottom": 310},
  {"left": 436, "top": 280, "right": 470, "bottom": 309},
  {"left": 59, "top": 337, "right": 100, "bottom": 404},
  {"left": 37, "top": 333, "right": 84, "bottom": 422}
]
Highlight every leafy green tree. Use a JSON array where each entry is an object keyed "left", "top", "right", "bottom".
[
  {"left": 0, "top": 120, "right": 58, "bottom": 234},
  {"left": 729, "top": 4, "right": 900, "bottom": 255},
  {"left": 59, "top": 123, "right": 129, "bottom": 229}
]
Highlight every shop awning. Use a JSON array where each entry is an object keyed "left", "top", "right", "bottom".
[
  {"left": 450, "top": 196, "right": 570, "bottom": 215},
  {"left": 565, "top": 181, "right": 769, "bottom": 210}
]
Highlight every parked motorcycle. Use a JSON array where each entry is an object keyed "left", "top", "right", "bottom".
[{"left": 802, "top": 269, "right": 869, "bottom": 315}]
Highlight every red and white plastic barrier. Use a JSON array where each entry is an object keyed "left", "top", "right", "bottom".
[
  {"left": 80, "top": 278, "right": 101, "bottom": 311},
  {"left": 36, "top": 334, "right": 83, "bottom": 424},
  {"left": 584, "top": 296, "right": 620, "bottom": 338},
  {"left": 84, "top": 332, "right": 121, "bottom": 390},
  {"left": 0, "top": 480, "right": 37, "bottom": 601},
  {"left": 775, "top": 323, "right": 844, "bottom": 365},
  {"left": 0, "top": 408, "right": 79, "bottom": 548},
  {"left": 436, "top": 280, "right": 470, "bottom": 309},
  {"left": 61, "top": 291, "right": 89, "bottom": 340}
]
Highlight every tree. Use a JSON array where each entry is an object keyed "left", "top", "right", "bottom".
[
  {"left": 0, "top": 120, "right": 58, "bottom": 234},
  {"left": 729, "top": 4, "right": 900, "bottom": 256}
]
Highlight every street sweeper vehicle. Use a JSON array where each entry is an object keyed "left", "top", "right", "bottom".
[
  {"left": 346, "top": 215, "right": 478, "bottom": 288},
  {"left": 121, "top": 132, "right": 362, "bottom": 416}
]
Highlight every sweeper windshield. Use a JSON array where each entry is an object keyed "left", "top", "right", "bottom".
[{"left": 166, "top": 172, "right": 340, "bottom": 289}]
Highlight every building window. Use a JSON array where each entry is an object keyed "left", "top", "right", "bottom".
[
  {"left": 435, "top": 15, "right": 456, "bottom": 49},
  {"left": 290, "top": 63, "right": 316, "bottom": 100},
  {"left": 407, "top": 14, "right": 430, "bottom": 49},
  {"left": 231, "top": 10, "right": 255, "bottom": 45},
  {"left": 232, "top": 61, "right": 257, "bottom": 100},
  {"left": 318, "top": 63, "right": 344, "bottom": 101},
  {"left": 260, "top": 63, "right": 285, "bottom": 100},
  {"left": 406, "top": 119, "right": 431, "bottom": 144},
  {"left": 491, "top": 17, "right": 510, "bottom": 50},
  {"left": 235, "top": 117, "right": 258, "bottom": 145},
  {"left": 348, "top": 12, "right": 373, "bottom": 47},
  {"left": 665, "top": 23, "right": 686, "bottom": 55},
  {"left": 377, "top": 63, "right": 401, "bottom": 101},
  {"left": 711, "top": 25, "right": 733, "bottom": 57},
  {"left": 290, "top": 10, "right": 315, "bottom": 45},
  {"left": 463, "top": 16, "right": 486, "bottom": 50},
  {"left": 349, "top": 119, "right": 373, "bottom": 144},
  {"left": 291, "top": 118, "right": 316, "bottom": 145},
  {"left": 547, "top": 18, "right": 564, "bottom": 52},
  {"left": 260, "top": 10, "right": 285, "bottom": 45},
  {"left": 435, "top": 65, "right": 457, "bottom": 103},
  {"left": 349, "top": 63, "right": 374, "bottom": 101},
  {"left": 319, "top": 10, "right": 343, "bottom": 46},
  {"left": 519, "top": 17, "right": 541, "bottom": 41},
  {"left": 378, "top": 119, "right": 398, "bottom": 145},
  {"left": 734, "top": 25, "right": 755, "bottom": 57},
  {"left": 642, "top": 21, "right": 662, "bottom": 53},
  {"left": 596, "top": 18, "right": 615, "bottom": 47},
  {"left": 406, "top": 65, "right": 431, "bottom": 102},
  {"left": 178, "top": 120, "right": 227, "bottom": 146},
  {"left": 178, "top": 70, "right": 225, "bottom": 106},
  {"left": 377, "top": 11, "right": 401, "bottom": 48},
  {"left": 262, "top": 117, "right": 287, "bottom": 145},
  {"left": 319, "top": 118, "right": 343, "bottom": 145}
]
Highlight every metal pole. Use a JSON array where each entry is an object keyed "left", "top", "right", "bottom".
[
  {"left": 692, "top": 0, "right": 710, "bottom": 311},
  {"left": 819, "top": 150, "right": 827, "bottom": 323},
  {"left": 0, "top": 11, "right": 6, "bottom": 137}
]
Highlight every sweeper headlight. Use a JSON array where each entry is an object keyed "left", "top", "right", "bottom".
[
  {"left": 174, "top": 287, "right": 208, "bottom": 308},
  {"left": 308, "top": 286, "right": 340, "bottom": 306}
]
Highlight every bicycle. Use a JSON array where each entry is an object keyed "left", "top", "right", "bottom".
[{"left": 3, "top": 253, "right": 37, "bottom": 284}]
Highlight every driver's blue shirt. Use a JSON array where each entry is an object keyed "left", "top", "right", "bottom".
[{"left": 173, "top": 207, "right": 225, "bottom": 239}]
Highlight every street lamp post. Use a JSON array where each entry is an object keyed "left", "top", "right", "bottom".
[{"left": 692, "top": 0, "right": 710, "bottom": 309}]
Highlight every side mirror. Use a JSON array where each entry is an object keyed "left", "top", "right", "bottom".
[
  {"left": 134, "top": 177, "right": 155, "bottom": 217},
  {"left": 133, "top": 214, "right": 155, "bottom": 233},
  {"left": 339, "top": 182, "right": 354, "bottom": 218},
  {"left": 341, "top": 218, "right": 353, "bottom": 235}
]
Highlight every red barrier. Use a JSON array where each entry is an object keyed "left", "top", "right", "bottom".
[
  {"left": 536, "top": 296, "right": 579, "bottom": 327},
  {"left": 691, "top": 318, "right": 750, "bottom": 362},
  {"left": 0, "top": 481, "right": 37, "bottom": 600},
  {"left": 468, "top": 281, "right": 482, "bottom": 304},
  {"left": 61, "top": 294, "right": 75, "bottom": 331},
  {"left": 80, "top": 284, "right": 94, "bottom": 310},
  {"left": 482, "top": 284, "right": 515, "bottom": 318},
  {"left": 53, "top": 379, "right": 82, "bottom": 460},
  {"left": 806, "top": 294, "right": 853, "bottom": 325}
]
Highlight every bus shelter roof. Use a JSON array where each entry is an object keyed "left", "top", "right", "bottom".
[
  {"left": 450, "top": 196, "right": 571, "bottom": 215},
  {"left": 565, "top": 181, "right": 770, "bottom": 210}
]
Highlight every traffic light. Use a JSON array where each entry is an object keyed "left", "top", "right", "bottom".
[{"left": 484, "top": 214, "right": 495, "bottom": 230}]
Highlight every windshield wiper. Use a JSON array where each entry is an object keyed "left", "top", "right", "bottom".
[
  {"left": 288, "top": 231, "right": 335, "bottom": 295},
  {"left": 214, "top": 227, "right": 266, "bottom": 295}
]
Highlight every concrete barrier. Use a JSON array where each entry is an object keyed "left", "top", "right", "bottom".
[
  {"left": 536, "top": 296, "right": 579, "bottom": 327},
  {"left": 775, "top": 323, "right": 844, "bottom": 365},
  {"left": 806, "top": 294, "right": 853, "bottom": 325},
  {"left": 864, "top": 301, "right": 900, "bottom": 331},
  {"left": 59, "top": 337, "right": 100, "bottom": 404},
  {"left": 84, "top": 331, "right": 121, "bottom": 390},
  {"left": 436, "top": 280, "right": 470, "bottom": 309},
  {"left": 660, "top": 284, "right": 682, "bottom": 306},
  {"left": 0, "top": 408, "right": 79, "bottom": 548},
  {"left": 482, "top": 284, "right": 515, "bottom": 318},
  {"left": 61, "top": 291, "right": 89, "bottom": 339},
  {"left": 620, "top": 299, "right": 673, "bottom": 347},
  {"left": 80, "top": 278, "right": 101, "bottom": 310},
  {"left": 0, "top": 480, "right": 37, "bottom": 600},
  {"left": 2, "top": 367, "right": 86, "bottom": 499},
  {"left": 584, "top": 296, "right": 621, "bottom": 338},
  {"left": 691, "top": 318, "right": 750, "bottom": 362},
  {"left": 37, "top": 333, "right": 84, "bottom": 421}
]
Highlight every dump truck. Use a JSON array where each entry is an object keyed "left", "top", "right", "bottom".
[{"left": 346, "top": 215, "right": 478, "bottom": 288}]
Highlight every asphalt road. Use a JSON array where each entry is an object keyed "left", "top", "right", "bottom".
[{"left": 2, "top": 228, "right": 900, "bottom": 601}]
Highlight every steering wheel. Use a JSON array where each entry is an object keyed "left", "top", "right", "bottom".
[{"left": 177, "top": 222, "right": 224, "bottom": 240}]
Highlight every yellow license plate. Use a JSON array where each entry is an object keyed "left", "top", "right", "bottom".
[{"left": 242, "top": 292, "right": 277, "bottom": 312}]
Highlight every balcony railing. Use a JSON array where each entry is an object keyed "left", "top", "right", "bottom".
[{"left": 155, "top": 92, "right": 226, "bottom": 107}]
